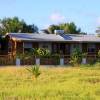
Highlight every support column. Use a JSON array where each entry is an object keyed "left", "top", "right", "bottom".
[
  {"left": 36, "top": 58, "right": 40, "bottom": 65},
  {"left": 23, "top": 42, "right": 24, "bottom": 54},
  {"left": 16, "top": 58, "right": 21, "bottom": 66},
  {"left": 60, "top": 58, "right": 64, "bottom": 65},
  {"left": 14, "top": 41, "right": 17, "bottom": 56},
  {"left": 82, "top": 58, "right": 87, "bottom": 64}
]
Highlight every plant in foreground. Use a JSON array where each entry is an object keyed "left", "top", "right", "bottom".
[{"left": 26, "top": 65, "right": 41, "bottom": 79}]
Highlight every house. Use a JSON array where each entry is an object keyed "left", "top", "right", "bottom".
[
  {"left": 0, "top": 31, "right": 98, "bottom": 65},
  {"left": 5, "top": 32, "right": 100, "bottom": 59}
]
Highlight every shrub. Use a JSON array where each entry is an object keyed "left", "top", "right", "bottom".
[
  {"left": 16, "top": 53, "right": 25, "bottom": 59},
  {"left": 70, "top": 48, "right": 82, "bottom": 66},
  {"left": 98, "top": 50, "right": 100, "bottom": 62},
  {"left": 87, "top": 57, "right": 96, "bottom": 65},
  {"left": 26, "top": 65, "right": 41, "bottom": 79},
  {"left": 33, "top": 48, "right": 50, "bottom": 58},
  {"left": 52, "top": 53, "right": 60, "bottom": 65},
  {"left": 82, "top": 53, "right": 87, "bottom": 58}
]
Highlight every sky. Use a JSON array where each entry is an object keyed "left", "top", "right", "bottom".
[{"left": 0, "top": 0, "right": 100, "bottom": 33}]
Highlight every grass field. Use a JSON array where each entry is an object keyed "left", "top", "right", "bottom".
[{"left": 0, "top": 65, "right": 100, "bottom": 100}]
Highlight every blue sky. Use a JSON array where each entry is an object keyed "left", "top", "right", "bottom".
[{"left": 0, "top": 0, "right": 100, "bottom": 33}]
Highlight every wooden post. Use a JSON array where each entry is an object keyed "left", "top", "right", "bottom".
[
  {"left": 14, "top": 41, "right": 17, "bottom": 56},
  {"left": 11, "top": 41, "right": 13, "bottom": 57},
  {"left": 23, "top": 42, "right": 24, "bottom": 54}
]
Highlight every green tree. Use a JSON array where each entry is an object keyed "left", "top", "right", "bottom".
[
  {"left": 48, "top": 25, "right": 60, "bottom": 34},
  {"left": 46, "top": 22, "right": 86, "bottom": 34},
  {"left": 60, "top": 22, "right": 81, "bottom": 34},
  {"left": 22, "top": 22, "right": 38, "bottom": 33},
  {"left": 0, "top": 17, "right": 38, "bottom": 35}
]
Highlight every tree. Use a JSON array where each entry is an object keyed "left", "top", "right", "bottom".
[
  {"left": 0, "top": 17, "right": 38, "bottom": 35},
  {"left": 48, "top": 25, "right": 60, "bottom": 34},
  {"left": 60, "top": 22, "right": 81, "bottom": 34},
  {"left": 46, "top": 22, "right": 85, "bottom": 34},
  {"left": 21, "top": 22, "right": 38, "bottom": 33},
  {"left": 41, "top": 29, "right": 50, "bottom": 34}
]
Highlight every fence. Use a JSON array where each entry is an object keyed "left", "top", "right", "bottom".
[
  {"left": 21, "top": 56, "right": 35, "bottom": 65},
  {"left": 0, "top": 54, "right": 99, "bottom": 66},
  {"left": 40, "top": 56, "right": 60, "bottom": 65},
  {"left": 0, "top": 55, "right": 15, "bottom": 65}
]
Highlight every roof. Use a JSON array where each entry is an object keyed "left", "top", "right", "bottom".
[{"left": 6, "top": 33, "right": 100, "bottom": 43}]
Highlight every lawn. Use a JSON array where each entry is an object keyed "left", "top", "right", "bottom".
[{"left": 0, "top": 65, "right": 100, "bottom": 100}]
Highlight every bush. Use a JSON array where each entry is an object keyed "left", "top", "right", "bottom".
[
  {"left": 98, "top": 50, "right": 100, "bottom": 62},
  {"left": 94, "top": 62, "right": 100, "bottom": 67},
  {"left": 52, "top": 53, "right": 60, "bottom": 65},
  {"left": 33, "top": 48, "right": 50, "bottom": 58},
  {"left": 70, "top": 48, "right": 82, "bottom": 66},
  {"left": 82, "top": 53, "right": 87, "bottom": 58}
]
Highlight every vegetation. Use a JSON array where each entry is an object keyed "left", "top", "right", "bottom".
[
  {"left": 70, "top": 48, "right": 82, "bottom": 66},
  {"left": 0, "top": 65, "right": 99, "bottom": 99},
  {"left": 0, "top": 17, "right": 38, "bottom": 35},
  {"left": 44, "top": 22, "right": 86, "bottom": 34},
  {"left": 98, "top": 50, "right": 100, "bottom": 62},
  {"left": 33, "top": 48, "right": 51, "bottom": 57},
  {"left": 16, "top": 51, "right": 33, "bottom": 60},
  {"left": 0, "top": 35, "right": 10, "bottom": 54},
  {"left": 82, "top": 52, "right": 87, "bottom": 58},
  {"left": 26, "top": 65, "right": 41, "bottom": 79}
]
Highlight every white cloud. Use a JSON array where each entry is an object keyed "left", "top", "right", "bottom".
[
  {"left": 43, "top": 24, "right": 50, "bottom": 29},
  {"left": 50, "top": 12, "right": 65, "bottom": 23}
]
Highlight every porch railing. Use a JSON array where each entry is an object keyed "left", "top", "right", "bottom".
[
  {"left": 0, "top": 54, "right": 99, "bottom": 65},
  {"left": 0, "top": 54, "right": 15, "bottom": 65}
]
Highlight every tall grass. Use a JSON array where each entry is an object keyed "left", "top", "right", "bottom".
[{"left": 0, "top": 65, "right": 99, "bottom": 100}]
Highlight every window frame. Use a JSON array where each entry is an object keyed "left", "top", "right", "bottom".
[{"left": 87, "top": 43, "right": 96, "bottom": 53}]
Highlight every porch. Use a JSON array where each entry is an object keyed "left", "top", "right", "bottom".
[{"left": 0, "top": 40, "right": 99, "bottom": 65}]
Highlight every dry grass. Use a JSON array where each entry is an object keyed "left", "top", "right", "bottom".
[{"left": 0, "top": 65, "right": 100, "bottom": 100}]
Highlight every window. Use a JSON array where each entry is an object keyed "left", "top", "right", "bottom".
[
  {"left": 60, "top": 44, "right": 65, "bottom": 54},
  {"left": 24, "top": 42, "right": 32, "bottom": 48},
  {"left": 88, "top": 44, "right": 96, "bottom": 53},
  {"left": 42, "top": 44, "right": 48, "bottom": 49},
  {"left": 71, "top": 44, "right": 82, "bottom": 52},
  {"left": 52, "top": 44, "right": 58, "bottom": 53},
  {"left": 73, "top": 44, "right": 80, "bottom": 49},
  {"left": 40, "top": 43, "right": 49, "bottom": 49},
  {"left": 65, "top": 44, "right": 70, "bottom": 54},
  {"left": 24, "top": 42, "right": 32, "bottom": 52}
]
